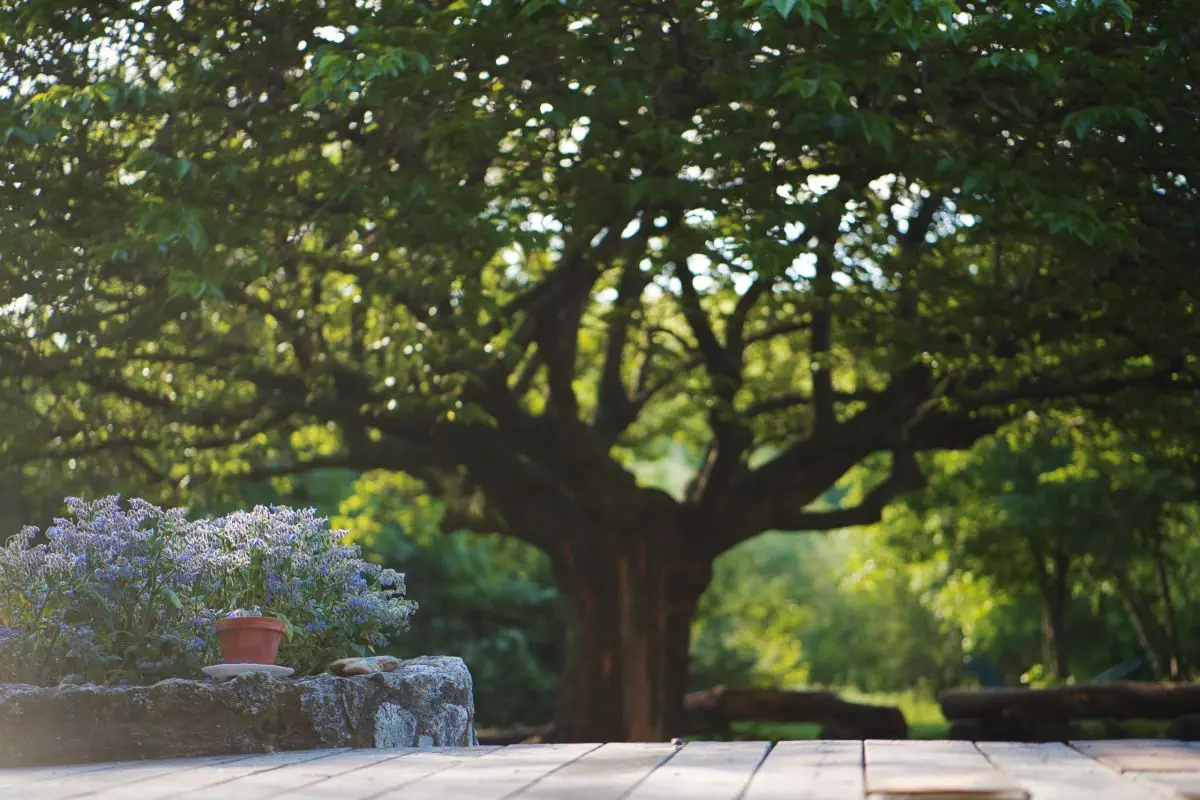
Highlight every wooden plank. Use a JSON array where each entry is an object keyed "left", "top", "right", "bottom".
[
  {"left": 162, "top": 749, "right": 414, "bottom": 800},
  {"left": 980, "top": 741, "right": 1167, "bottom": 800},
  {"left": 367, "top": 744, "right": 601, "bottom": 800},
  {"left": 281, "top": 747, "right": 500, "bottom": 800},
  {"left": 1072, "top": 740, "right": 1200, "bottom": 772},
  {"left": 11, "top": 754, "right": 253, "bottom": 800},
  {"left": 0, "top": 760, "right": 133, "bottom": 791},
  {"left": 510, "top": 742, "right": 678, "bottom": 800},
  {"left": 625, "top": 740, "right": 770, "bottom": 800},
  {"left": 1129, "top": 771, "right": 1200, "bottom": 799},
  {"left": 742, "top": 740, "right": 863, "bottom": 800},
  {"left": 866, "top": 740, "right": 1029, "bottom": 799},
  {"left": 82, "top": 748, "right": 349, "bottom": 799}
]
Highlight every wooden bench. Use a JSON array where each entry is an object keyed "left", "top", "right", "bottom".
[
  {"left": 681, "top": 686, "right": 908, "bottom": 739},
  {"left": 940, "top": 682, "right": 1200, "bottom": 741}
]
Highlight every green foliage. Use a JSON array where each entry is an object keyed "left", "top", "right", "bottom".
[
  {"left": 692, "top": 529, "right": 965, "bottom": 695},
  {"left": 880, "top": 413, "right": 1200, "bottom": 682},
  {"left": 334, "top": 471, "right": 562, "bottom": 728},
  {"left": 3, "top": 0, "right": 1196, "bottom": 534},
  {"left": 3, "top": 0, "right": 1199, "bottom": 737}
]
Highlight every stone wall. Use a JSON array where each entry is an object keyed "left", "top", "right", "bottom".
[{"left": 0, "top": 656, "right": 477, "bottom": 767}]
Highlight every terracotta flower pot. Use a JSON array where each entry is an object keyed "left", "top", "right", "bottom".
[{"left": 215, "top": 616, "right": 286, "bottom": 664}]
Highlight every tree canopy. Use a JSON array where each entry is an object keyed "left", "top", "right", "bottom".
[{"left": 2, "top": 0, "right": 1198, "bottom": 739}]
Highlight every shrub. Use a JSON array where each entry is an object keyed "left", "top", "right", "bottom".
[{"left": 0, "top": 497, "right": 415, "bottom": 685}]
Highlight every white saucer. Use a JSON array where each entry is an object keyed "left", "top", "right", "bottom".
[{"left": 202, "top": 663, "right": 294, "bottom": 679}]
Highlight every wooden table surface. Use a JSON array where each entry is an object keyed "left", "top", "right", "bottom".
[{"left": 2, "top": 740, "right": 1200, "bottom": 799}]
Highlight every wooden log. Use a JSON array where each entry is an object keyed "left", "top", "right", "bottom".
[
  {"left": 940, "top": 682, "right": 1200, "bottom": 723},
  {"left": 475, "top": 724, "right": 554, "bottom": 745},
  {"left": 680, "top": 686, "right": 907, "bottom": 739},
  {"left": 1170, "top": 714, "right": 1200, "bottom": 741},
  {"left": 948, "top": 717, "right": 1073, "bottom": 743}
]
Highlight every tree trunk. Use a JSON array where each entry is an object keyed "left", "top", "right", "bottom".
[
  {"left": 550, "top": 531, "right": 712, "bottom": 742},
  {"left": 1152, "top": 535, "right": 1185, "bottom": 680},
  {"left": 1040, "top": 548, "right": 1071, "bottom": 680},
  {"left": 1116, "top": 575, "right": 1166, "bottom": 678}
]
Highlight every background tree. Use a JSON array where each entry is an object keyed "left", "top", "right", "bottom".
[
  {"left": 2, "top": 0, "right": 1198, "bottom": 740},
  {"left": 880, "top": 413, "right": 1200, "bottom": 683}
]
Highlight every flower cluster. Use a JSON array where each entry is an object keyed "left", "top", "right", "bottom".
[{"left": 0, "top": 497, "right": 416, "bottom": 685}]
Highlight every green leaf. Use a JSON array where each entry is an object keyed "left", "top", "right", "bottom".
[
  {"left": 182, "top": 213, "right": 208, "bottom": 253},
  {"left": 790, "top": 78, "right": 822, "bottom": 99},
  {"left": 276, "top": 614, "right": 296, "bottom": 642},
  {"left": 1124, "top": 107, "right": 1148, "bottom": 132},
  {"left": 125, "top": 149, "right": 157, "bottom": 172},
  {"left": 861, "top": 114, "right": 894, "bottom": 153},
  {"left": 164, "top": 588, "right": 183, "bottom": 610},
  {"left": 4, "top": 126, "right": 37, "bottom": 146},
  {"left": 773, "top": 0, "right": 799, "bottom": 19}
]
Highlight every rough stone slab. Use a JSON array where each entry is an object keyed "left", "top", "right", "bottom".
[{"left": 0, "top": 656, "right": 477, "bottom": 767}]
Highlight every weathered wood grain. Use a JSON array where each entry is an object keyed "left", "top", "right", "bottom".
[
  {"left": 171, "top": 748, "right": 413, "bottom": 799},
  {"left": 980, "top": 741, "right": 1167, "bottom": 800},
  {"left": 1129, "top": 771, "right": 1200, "bottom": 799},
  {"left": 0, "top": 759, "right": 132, "bottom": 791},
  {"left": 368, "top": 743, "right": 601, "bottom": 800},
  {"left": 510, "top": 742, "right": 678, "bottom": 799},
  {"left": 866, "top": 740, "right": 1029, "bottom": 799},
  {"left": 1072, "top": 740, "right": 1200, "bottom": 772},
  {"left": 625, "top": 740, "right": 770, "bottom": 800},
  {"left": 82, "top": 748, "right": 348, "bottom": 799},
  {"left": 12, "top": 754, "right": 252, "bottom": 800},
  {"left": 255, "top": 747, "right": 498, "bottom": 800},
  {"left": 741, "top": 740, "right": 863, "bottom": 800}
]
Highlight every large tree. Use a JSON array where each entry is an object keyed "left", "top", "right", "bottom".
[{"left": 2, "top": 0, "right": 1197, "bottom": 739}]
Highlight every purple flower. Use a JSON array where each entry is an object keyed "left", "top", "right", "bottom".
[{"left": 0, "top": 495, "right": 416, "bottom": 685}]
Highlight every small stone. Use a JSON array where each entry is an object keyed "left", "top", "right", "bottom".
[{"left": 328, "top": 656, "right": 404, "bottom": 676}]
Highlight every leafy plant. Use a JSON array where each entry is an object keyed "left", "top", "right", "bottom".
[{"left": 0, "top": 497, "right": 415, "bottom": 684}]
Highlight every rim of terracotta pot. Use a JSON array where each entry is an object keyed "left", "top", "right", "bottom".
[{"left": 215, "top": 615, "right": 286, "bottom": 633}]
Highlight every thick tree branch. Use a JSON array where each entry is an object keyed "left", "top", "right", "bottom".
[
  {"left": 595, "top": 242, "right": 651, "bottom": 439},
  {"left": 745, "top": 389, "right": 876, "bottom": 417},
  {"left": 510, "top": 223, "right": 630, "bottom": 425},
  {"left": 726, "top": 278, "right": 769, "bottom": 356},
  {"left": 955, "top": 367, "right": 1195, "bottom": 411},
  {"left": 737, "top": 364, "right": 933, "bottom": 506},
  {"left": 676, "top": 258, "right": 729, "bottom": 379},
  {"left": 898, "top": 189, "right": 944, "bottom": 319},
  {"left": 764, "top": 449, "right": 925, "bottom": 532},
  {"left": 676, "top": 258, "right": 755, "bottom": 503},
  {"left": 807, "top": 202, "right": 847, "bottom": 432}
]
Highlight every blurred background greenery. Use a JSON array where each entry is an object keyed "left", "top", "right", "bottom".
[{"left": 13, "top": 408, "right": 1187, "bottom": 736}]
